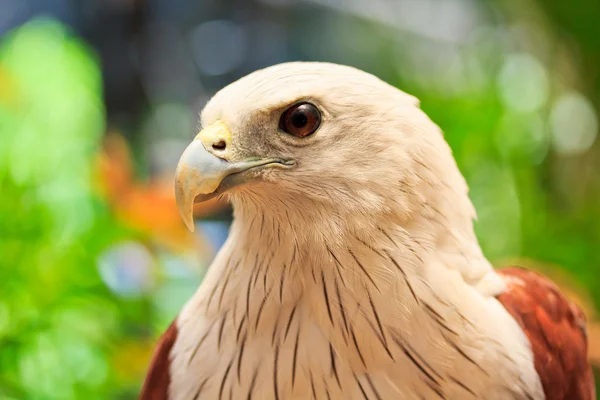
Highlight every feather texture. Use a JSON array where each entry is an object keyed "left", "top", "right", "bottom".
[
  {"left": 497, "top": 267, "right": 595, "bottom": 400},
  {"left": 140, "top": 321, "right": 178, "bottom": 400}
]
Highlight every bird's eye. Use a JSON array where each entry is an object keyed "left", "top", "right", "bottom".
[{"left": 279, "top": 102, "right": 321, "bottom": 138}]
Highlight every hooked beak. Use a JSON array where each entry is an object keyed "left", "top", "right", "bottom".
[{"left": 174, "top": 121, "right": 294, "bottom": 231}]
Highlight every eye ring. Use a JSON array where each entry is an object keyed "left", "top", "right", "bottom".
[{"left": 279, "top": 102, "right": 321, "bottom": 138}]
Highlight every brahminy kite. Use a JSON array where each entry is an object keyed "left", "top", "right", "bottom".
[{"left": 140, "top": 62, "right": 594, "bottom": 400}]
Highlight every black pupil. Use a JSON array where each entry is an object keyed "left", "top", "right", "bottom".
[
  {"left": 280, "top": 102, "right": 320, "bottom": 137},
  {"left": 291, "top": 109, "right": 308, "bottom": 128}
]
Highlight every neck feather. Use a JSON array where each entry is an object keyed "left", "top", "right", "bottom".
[
  {"left": 171, "top": 203, "right": 542, "bottom": 399},
  {"left": 199, "top": 198, "right": 502, "bottom": 360}
]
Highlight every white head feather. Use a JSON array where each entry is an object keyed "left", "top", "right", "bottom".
[
  {"left": 201, "top": 62, "right": 495, "bottom": 290},
  {"left": 170, "top": 62, "right": 543, "bottom": 400}
]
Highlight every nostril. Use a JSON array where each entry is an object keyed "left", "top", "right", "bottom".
[{"left": 212, "top": 140, "right": 226, "bottom": 151}]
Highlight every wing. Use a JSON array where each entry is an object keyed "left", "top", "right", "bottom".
[
  {"left": 139, "top": 320, "right": 178, "bottom": 400},
  {"left": 496, "top": 267, "right": 595, "bottom": 400}
]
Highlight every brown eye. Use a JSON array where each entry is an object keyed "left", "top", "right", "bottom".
[{"left": 279, "top": 102, "right": 321, "bottom": 138}]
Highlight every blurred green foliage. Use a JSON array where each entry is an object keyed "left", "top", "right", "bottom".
[{"left": 0, "top": 20, "right": 151, "bottom": 399}]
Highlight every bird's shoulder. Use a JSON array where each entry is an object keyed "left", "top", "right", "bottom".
[
  {"left": 496, "top": 266, "right": 595, "bottom": 400},
  {"left": 139, "top": 319, "right": 178, "bottom": 400}
]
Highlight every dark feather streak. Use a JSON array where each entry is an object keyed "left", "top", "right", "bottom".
[
  {"left": 254, "top": 286, "right": 273, "bottom": 330},
  {"left": 310, "top": 371, "right": 318, "bottom": 399},
  {"left": 355, "top": 375, "right": 370, "bottom": 400},
  {"left": 365, "top": 375, "right": 383, "bottom": 400},
  {"left": 273, "top": 344, "right": 280, "bottom": 400},
  {"left": 259, "top": 213, "right": 265, "bottom": 236},
  {"left": 449, "top": 376, "right": 476, "bottom": 396},
  {"left": 349, "top": 249, "right": 379, "bottom": 291},
  {"left": 235, "top": 316, "right": 246, "bottom": 343},
  {"left": 391, "top": 332, "right": 442, "bottom": 385},
  {"left": 251, "top": 253, "right": 262, "bottom": 288},
  {"left": 443, "top": 333, "right": 488, "bottom": 376},
  {"left": 290, "top": 244, "right": 298, "bottom": 266},
  {"left": 423, "top": 302, "right": 459, "bottom": 336},
  {"left": 330, "top": 343, "right": 341, "bottom": 388},
  {"left": 326, "top": 245, "right": 347, "bottom": 287},
  {"left": 386, "top": 251, "right": 419, "bottom": 304},
  {"left": 271, "top": 312, "right": 280, "bottom": 346},
  {"left": 193, "top": 378, "right": 209, "bottom": 400},
  {"left": 188, "top": 324, "right": 213, "bottom": 366},
  {"left": 350, "top": 327, "right": 367, "bottom": 368},
  {"left": 279, "top": 263, "right": 287, "bottom": 303},
  {"left": 292, "top": 328, "right": 300, "bottom": 389},
  {"left": 218, "top": 311, "right": 229, "bottom": 350},
  {"left": 321, "top": 272, "right": 335, "bottom": 326},
  {"left": 355, "top": 236, "right": 386, "bottom": 259},
  {"left": 218, "top": 357, "right": 235, "bottom": 400},
  {"left": 284, "top": 304, "right": 298, "bottom": 340},
  {"left": 246, "top": 367, "right": 259, "bottom": 400},
  {"left": 237, "top": 334, "right": 247, "bottom": 383},
  {"left": 334, "top": 278, "right": 350, "bottom": 340},
  {"left": 217, "top": 262, "right": 236, "bottom": 310},
  {"left": 367, "top": 290, "right": 393, "bottom": 359},
  {"left": 245, "top": 269, "right": 253, "bottom": 316},
  {"left": 206, "top": 266, "right": 224, "bottom": 312},
  {"left": 425, "top": 379, "right": 446, "bottom": 399}
]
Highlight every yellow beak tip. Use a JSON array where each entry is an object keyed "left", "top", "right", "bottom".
[{"left": 184, "top": 217, "right": 195, "bottom": 233}]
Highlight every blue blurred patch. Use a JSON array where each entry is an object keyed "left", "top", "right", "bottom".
[{"left": 196, "top": 220, "right": 230, "bottom": 251}]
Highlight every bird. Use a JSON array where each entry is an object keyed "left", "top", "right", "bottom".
[{"left": 139, "top": 62, "right": 595, "bottom": 400}]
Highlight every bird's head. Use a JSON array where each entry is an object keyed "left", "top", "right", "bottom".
[{"left": 175, "top": 62, "right": 474, "bottom": 241}]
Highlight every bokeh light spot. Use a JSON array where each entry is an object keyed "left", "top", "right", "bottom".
[
  {"left": 498, "top": 53, "right": 549, "bottom": 112},
  {"left": 189, "top": 20, "right": 246, "bottom": 76},
  {"left": 97, "top": 241, "right": 155, "bottom": 298},
  {"left": 550, "top": 91, "right": 598, "bottom": 155}
]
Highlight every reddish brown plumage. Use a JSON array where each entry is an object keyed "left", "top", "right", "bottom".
[
  {"left": 497, "top": 267, "right": 595, "bottom": 400},
  {"left": 139, "top": 320, "right": 178, "bottom": 400}
]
